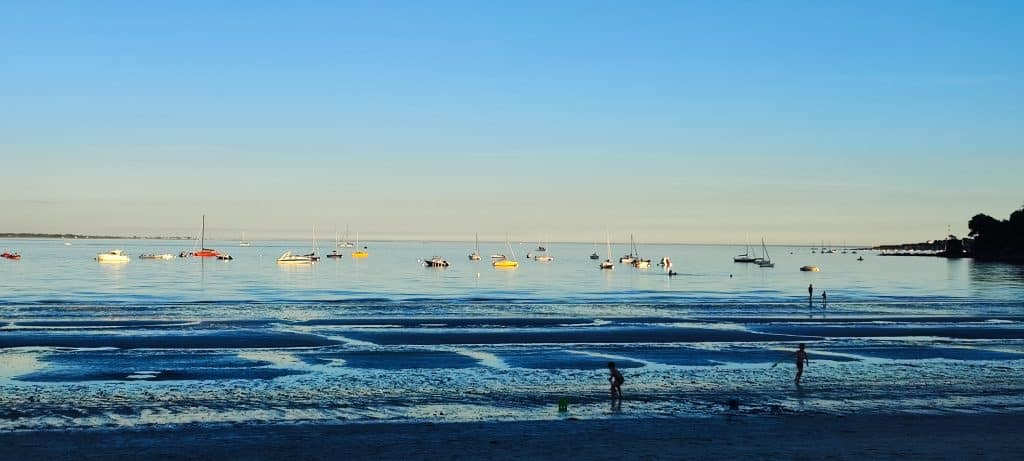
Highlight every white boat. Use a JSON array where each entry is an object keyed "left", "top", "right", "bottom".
[
  {"left": 326, "top": 250, "right": 343, "bottom": 259},
  {"left": 490, "top": 254, "right": 506, "bottom": 260},
  {"left": 600, "top": 232, "right": 614, "bottom": 270},
  {"left": 469, "top": 233, "right": 481, "bottom": 261},
  {"left": 757, "top": 238, "right": 774, "bottom": 268},
  {"left": 530, "top": 238, "right": 553, "bottom": 262},
  {"left": 734, "top": 236, "right": 757, "bottom": 263},
  {"left": 629, "top": 236, "right": 650, "bottom": 268},
  {"left": 614, "top": 234, "right": 630, "bottom": 262},
  {"left": 338, "top": 225, "right": 355, "bottom": 248},
  {"left": 239, "top": 232, "right": 250, "bottom": 246},
  {"left": 139, "top": 253, "right": 175, "bottom": 260},
  {"left": 424, "top": 256, "right": 450, "bottom": 267},
  {"left": 96, "top": 249, "right": 130, "bottom": 263},
  {"left": 277, "top": 251, "right": 314, "bottom": 264},
  {"left": 800, "top": 265, "right": 820, "bottom": 272}
]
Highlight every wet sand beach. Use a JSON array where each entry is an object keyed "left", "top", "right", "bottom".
[{"left": 2, "top": 413, "right": 1021, "bottom": 460}]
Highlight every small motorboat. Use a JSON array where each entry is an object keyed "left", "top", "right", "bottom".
[
  {"left": 589, "top": 252, "right": 600, "bottom": 260},
  {"left": 325, "top": 250, "right": 343, "bottom": 259},
  {"left": 535, "top": 246, "right": 546, "bottom": 252},
  {"left": 533, "top": 255, "right": 553, "bottom": 262},
  {"left": 96, "top": 249, "right": 130, "bottom": 263},
  {"left": 217, "top": 254, "right": 234, "bottom": 260},
  {"left": 490, "top": 254, "right": 506, "bottom": 261},
  {"left": 800, "top": 265, "right": 820, "bottom": 272},
  {"left": 139, "top": 253, "right": 175, "bottom": 260},
  {"left": 424, "top": 256, "right": 450, "bottom": 267},
  {"left": 1, "top": 252, "right": 22, "bottom": 260},
  {"left": 277, "top": 251, "right": 314, "bottom": 264}
]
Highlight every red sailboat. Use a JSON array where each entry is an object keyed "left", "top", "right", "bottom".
[{"left": 192, "top": 215, "right": 220, "bottom": 257}]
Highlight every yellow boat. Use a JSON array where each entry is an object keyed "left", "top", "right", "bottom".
[
  {"left": 351, "top": 231, "right": 368, "bottom": 258},
  {"left": 492, "top": 234, "right": 518, "bottom": 268}
]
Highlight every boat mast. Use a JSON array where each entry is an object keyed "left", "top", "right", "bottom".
[{"left": 201, "top": 214, "right": 205, "bottom": 250}]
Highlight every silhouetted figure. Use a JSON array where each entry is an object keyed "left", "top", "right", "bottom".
[
  {"left": 607, "top": 361, "right": 624, "bottom": 399},
  {"left": 822, "top": 291, "right": 827, "bottom": 307},
  {"left": 795, "top": 344, "right": 809, "bottom": 384},
  {"left": 808, "top": 284, "right": 814, "bottom": 306}
]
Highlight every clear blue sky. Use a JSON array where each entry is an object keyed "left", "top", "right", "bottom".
[{"left": 2, "top": 0, "right": 1021, "bottom": 244}]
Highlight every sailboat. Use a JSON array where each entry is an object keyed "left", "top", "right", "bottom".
[
  {"left": 351, "top": 232, "right": 368, "bottom": 258},
  {"left": 733, "top": 236, "right": 757, "bottom": 263},
  {"left": 338, "top": 225, "right": 355, "bottom": 248},
  {"left": 532, "top": 237, "right": 553, "bottom": 261},
  {"left": 239, "top": 232, "right": 250, "bottom": 247},
  {"left": 327, "top": 231, "right": 343, "bottom": 258},
  {"left": 630, "top": 236, "right": 651, "bottom": 268},
  {"left": 192, "top": 215, "right": 221, "bottom": 257},
  {"left": 468, "top": 233, "right": 481, "bottom": 261},
  {"left": 305, "top": 227, "right": 321, "bottom": 261},
  {"left": 590, "top": 240, "right": 600, "bottom": 260},
  {"left": 600, "top": 232, "right": 614, "bottom": 269},
  {"left": 492, "top": 235, "right": 519, "bottom": 268},
  {"left": 618, "top": 234, "right": 636, "bottom": 264},
  {"left": 757, "top": 238, "right": 774, "bottom": 267}
]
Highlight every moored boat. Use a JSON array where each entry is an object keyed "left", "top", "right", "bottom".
[
  {"left": 191, "top": 215, "right": 220, "bottom": 257},
  {"left": 326, "top": 250, "right": 343, "bottom": 258},
  {"left": 1, "top": 252, "right": 22, "bottom": 260},
  {"left": 139, "top": 253, "right": 175, "bottom": 260},
  {"left": 96, "top": 249, "right": 130, "bottom": 262},
  {"left": 424, "top": 256, "right": 450, "bottom": 267},
  {"left": 800, "top": 265, "right": 820, "bottom": 272},
  {"left": 492, "top": 235, "right": 519, "bottom": 268},
  {"left": 277, "top": 251, "right": 314, "bottom": 264}
]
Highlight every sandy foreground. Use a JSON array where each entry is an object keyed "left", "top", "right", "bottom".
[{"left": 2, "top": 413, "right": 1021, "bottom": 460}]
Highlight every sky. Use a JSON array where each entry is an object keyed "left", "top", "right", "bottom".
[{"left": 2, "top": 0, "right": 1021, "bottom": 244}]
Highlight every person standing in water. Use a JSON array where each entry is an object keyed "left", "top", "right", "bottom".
[
  {"left": 822, "top": 291, "right": 827, "bottom": 307},
  {"left": 795, "top": 344, "right": 809, "bottom": 384},
  {"left": 808, "top": 284, "right": 814, "bottom": 305},
  {"left": 607, "top": 362, "right": 624, "bottom": 399}
]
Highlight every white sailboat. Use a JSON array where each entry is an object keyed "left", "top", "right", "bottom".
[
  {"left": 630, "top": 236, "right": 650, "bottom": 268},
  {"left": 338, "top": 225, "right": 355, "bottom": 248},
  {"left": 600, "top": 232, "right": 614, "bottom": 270},
  {"left": 239, "top": 232, "right": 250, "bottom": 247},
  {"left": 757, "top": 238, "right": 774, "bottom": 268},
  {"left": 734, "top": 235, "right": 757, "bottom": 263},
  {"left": 468, "top": 233, "right": 481, "bottom": 261},
  {"left": 619, "top": 234, "right": 636, "bottom": 264}
]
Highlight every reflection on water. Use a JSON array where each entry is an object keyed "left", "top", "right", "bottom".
[{"left": 970, "top": 260, "right": 1024, "bottom": 287}]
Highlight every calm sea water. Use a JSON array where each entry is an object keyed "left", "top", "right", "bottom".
[{"left": 1, "top": 238, "right": 1023, "bottom": 429}]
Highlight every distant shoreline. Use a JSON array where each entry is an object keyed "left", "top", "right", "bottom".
[{"left": 0, "top": 233, "right": 191, "bottom": 240}]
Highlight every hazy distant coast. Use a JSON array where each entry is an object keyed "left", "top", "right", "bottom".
[{"left": 0, "top": 233, "right": 191, "bottom": 240}]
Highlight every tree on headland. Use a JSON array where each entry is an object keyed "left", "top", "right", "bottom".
[{"left": 968, "top": 204, "right": 1024, "bottom": 262}]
